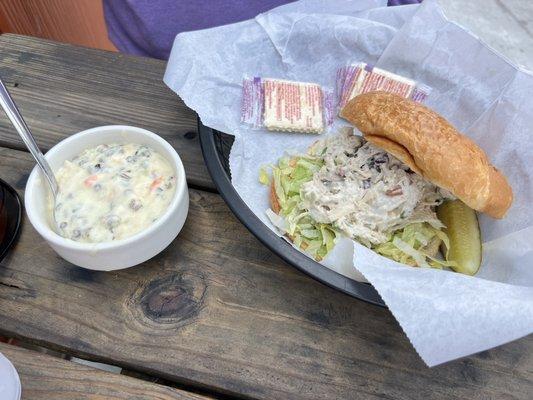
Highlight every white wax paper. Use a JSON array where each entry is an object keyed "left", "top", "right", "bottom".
[{"left": 164, "top": 0, "right": 533, "bottom": 366}]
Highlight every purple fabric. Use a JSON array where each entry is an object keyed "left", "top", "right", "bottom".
[{"left": 103, "top": 0, "right": 422, "bottom": 60}]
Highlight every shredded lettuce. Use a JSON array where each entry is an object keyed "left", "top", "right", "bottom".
[
  {"left": 373, "top": 223, "right": 457, "bottom": 269},
  {"left": 259, "top": 166, "right": 270, "bottom": 185},
  {"left": 266, "top": 154, "right": 338, "bottom": 261}
]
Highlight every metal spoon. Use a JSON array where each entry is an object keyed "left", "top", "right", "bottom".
[{"left": 0, "top": 78, "right": 60, "bottom": 224}]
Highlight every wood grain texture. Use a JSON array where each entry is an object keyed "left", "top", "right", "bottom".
[
  {"left": 0, "top": 147, "right": 531, "bottom": 400},
  {"left": 0, "top": 0, "right": 116, "bottom": 51},
  {"left": 0, "top": 342, "right": 209, "bottom": 399},
  {"left": 0, "top": 34, "right": 213, "bottom": 190}
]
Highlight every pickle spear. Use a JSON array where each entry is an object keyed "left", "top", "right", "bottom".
[{"left": 437, "top": 200, "right": 482, "bottom": 275}]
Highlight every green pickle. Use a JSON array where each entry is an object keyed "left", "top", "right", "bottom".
[{"left": 437, "top": 200, "right": 482, "bottom": 275}]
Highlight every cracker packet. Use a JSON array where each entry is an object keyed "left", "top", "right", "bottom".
[
  {"left": 336, "top": 62, "right": 432, "bottom": 109},
  {"left": 241, "top": 77, "right": 335, "bottom": 134}
]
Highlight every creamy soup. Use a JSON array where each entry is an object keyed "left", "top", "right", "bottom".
[{"left": 53, "top": 143, "right": 176, "bottom": 243}]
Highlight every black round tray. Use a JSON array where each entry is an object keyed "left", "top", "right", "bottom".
[{"left": 198, "top": 119, "right": 385, "bottom": 307}]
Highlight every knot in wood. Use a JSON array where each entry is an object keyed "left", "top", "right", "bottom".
[{"left": 138, "top": 272, "right": 206, "bottom": 325}]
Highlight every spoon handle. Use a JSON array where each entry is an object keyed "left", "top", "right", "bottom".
[{"left": 0, "top": 78, "right": 58, "bottom": 198}]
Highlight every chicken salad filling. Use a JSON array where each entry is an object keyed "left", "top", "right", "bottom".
[{"left": 262, "top": 127, "right": 456, "bottom": 268}]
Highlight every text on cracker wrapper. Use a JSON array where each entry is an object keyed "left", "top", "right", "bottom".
[{"left": 241, "top": 77, "right": 335, "bottom": 134}]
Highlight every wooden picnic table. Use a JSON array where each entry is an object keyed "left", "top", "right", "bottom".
[{"left": 0, "top": 34, "right": 531, "bottom": 400}]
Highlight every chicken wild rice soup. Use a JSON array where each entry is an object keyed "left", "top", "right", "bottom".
[{"left": 53, "top": 143, "right": 176, "bottom": 243}]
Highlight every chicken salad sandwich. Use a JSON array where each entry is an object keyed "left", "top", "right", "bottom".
[{"left": 262, "top": 91, "right": 513, "bottom": 275}]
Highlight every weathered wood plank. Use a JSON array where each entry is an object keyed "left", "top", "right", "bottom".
[
  {"left": 0, "top": 34, "right": 214, "bottom": 190},
  {"left": 0, "top": 342, "right": 209, "bottom": 400},
  {"left": 0, "top": 147, "right": 531, "bottom": 400}
]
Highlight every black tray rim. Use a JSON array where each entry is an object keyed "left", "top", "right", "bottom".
[
  {"left": 197, "top": 119, "right": 385, "bottom": 307},
  {"left": 0, "top": 177, "right": 22, "bottom": 262}
]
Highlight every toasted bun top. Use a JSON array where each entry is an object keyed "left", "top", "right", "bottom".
[{"left": 340, "top": 91, "right": 513, "bottom": 218}]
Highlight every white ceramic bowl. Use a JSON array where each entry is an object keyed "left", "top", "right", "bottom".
[
  {"left": 0, "top": 352, "right": 21, "bottom": 400},
  {"left": 25, "top": 125, "right": 189, "bottom": 271}
]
